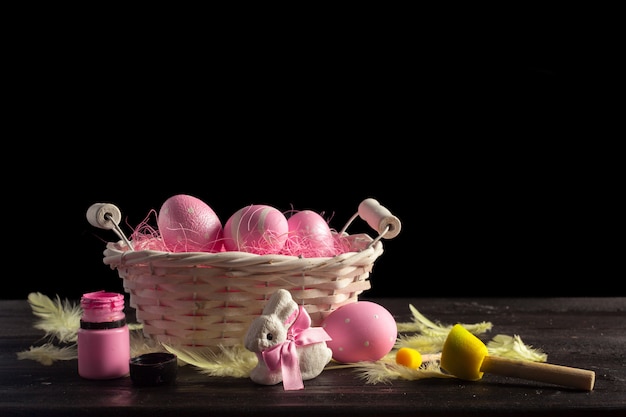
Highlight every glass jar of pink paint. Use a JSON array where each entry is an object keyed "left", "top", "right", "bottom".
[{"left": 77, "top": 291, "right": 130, "bottom": 379}]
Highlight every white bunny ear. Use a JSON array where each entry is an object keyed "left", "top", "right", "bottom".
[
  {"left": 263, "top": 289, "right": 298, "bottom": 324},
  {"left": 261, "top": 289, "right": 289, "bottom": 314}
]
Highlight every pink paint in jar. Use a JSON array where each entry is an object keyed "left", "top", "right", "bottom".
[{"left": 77, "top": 291, "right": 130, "bottom": 379}]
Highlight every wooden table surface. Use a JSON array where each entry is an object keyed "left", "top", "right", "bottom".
[{"left": 2, "top": 297, "right": 624, "bottom": 416}]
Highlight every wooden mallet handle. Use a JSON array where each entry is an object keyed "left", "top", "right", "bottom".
[{"left": 481, "top": 356, "right": 595, "bottom": 391}]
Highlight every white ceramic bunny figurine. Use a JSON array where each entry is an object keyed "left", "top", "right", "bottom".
[{"left": 244, "top": 289, "right": 333, "bottom": 390}]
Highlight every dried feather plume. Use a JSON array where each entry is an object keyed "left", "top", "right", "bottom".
[
  {"left": 16, "top": 293, "right": 82, "bottom": 366},
  {"left": 487, "top": 334, "right": 547, "bottom": 362},
  {"left": 17, "top": 343, "right": 77, "bottom": 365},
  {"left": 397, "top": 304, "right": 493, "bottom": 337},
  {"left": 162, "top": 344, "right": 258, "bottom": 378},
  {"left": 27, "top": 292, "right": 82, "bottom": 343}
]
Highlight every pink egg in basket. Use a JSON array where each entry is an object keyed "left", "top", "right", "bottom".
[
  {"left": 322, "top": 301, "right": 397, "bottom": 363},
  {"left": 285, "top": 210, "right": 337, "bottom": 257},
  {"left": 157, "top": 194, "right": 223, "bottom": 252},
  {"left": 223, "top": 204, "right": 289, "bottom": 254}
]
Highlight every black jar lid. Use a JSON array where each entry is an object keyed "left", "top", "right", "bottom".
[{"left": 129, "top": 352, "right": 178, "bottom": 386}]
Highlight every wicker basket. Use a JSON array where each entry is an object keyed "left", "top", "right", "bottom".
[{"left": 92, "top": 198, "right": 401, "bottom": 349}]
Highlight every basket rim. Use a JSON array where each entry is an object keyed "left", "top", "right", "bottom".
[{"left": 103, "top": 232, "right": 382, "bottom": 269}]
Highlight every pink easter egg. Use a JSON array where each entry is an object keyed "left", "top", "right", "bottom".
[
  {"left": 223, "top": 204, "right": 288, "bottom": 254},
  {"left": 285, "top": 210, "right": 337, "bottom": 257},
  {"left": 157, "top": 194, "right": 223, "bottom": 252},
  {"left": 322, "top": 301, "right": 397, "bottom": 363}
]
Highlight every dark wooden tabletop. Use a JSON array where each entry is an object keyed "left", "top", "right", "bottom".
[{"left": 2, "top": 297, "right": 624, "bottom": 416}]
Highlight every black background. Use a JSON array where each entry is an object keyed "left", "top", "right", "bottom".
[{"left": 6, "top": 14, "right": 621, "bottom": 300}]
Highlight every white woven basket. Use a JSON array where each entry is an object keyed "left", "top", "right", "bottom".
[{"left": 92, "top": 198, "right": 401, "bottom": 349}]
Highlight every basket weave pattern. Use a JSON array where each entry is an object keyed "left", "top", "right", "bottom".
[{"left": 103, "top": 233, "right": 383, "bottom": 348}]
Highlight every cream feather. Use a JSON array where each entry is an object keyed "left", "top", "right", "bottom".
[
  {"left": 396, "top": 304, "right": 493, "bottom": 336},
  {"left": 487, "top": 334, "right": 548, "bottom": 362},
  {"left": 394, "top": 333, "right": 447, "bottom": 353},
  {"left": 27, "top": 292, "right": 82, "bottom": 343},
  {"left": 351, "top": 353, "right": 451, "bottom": 384},
  {"left": 17, "top": 343, "right": 77, "bottom": 366},
  {"left": 162, "top": 344, "right": 258, "bottom": 378},
  {"left": 129, "top": 329, "right": 167, "bottom": 358}
]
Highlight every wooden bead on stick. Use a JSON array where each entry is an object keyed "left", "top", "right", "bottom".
[
  {"left": 86, "top": 203, "right": 121, "bottom": 230},
  {"left": 441, "top": 324, "right": 596, "bottom": 391},
  {"left": 86, "top": 203, "right": 133, "bottom": 250},
  {"left": 357, "top": 198, "right": 401, "bottom": 239}
]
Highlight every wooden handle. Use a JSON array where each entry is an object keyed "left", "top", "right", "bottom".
[
  {"left": 357, "top": 198, "right": 401, "bottom": 239},
  {"left": 481, "top": 356, "right": 595, "bottom": 391}
]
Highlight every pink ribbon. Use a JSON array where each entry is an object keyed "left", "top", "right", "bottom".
[{"left": 261, "top": 306, "right": 332, "bottom": 390}]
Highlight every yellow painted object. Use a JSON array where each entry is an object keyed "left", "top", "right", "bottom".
[
  {"left": 440, "top": 324, "right": 596, "bottom": 391},
  {"left": 441, "top": 324, "right": 488, "bottom": 380},
  {"left": 396, "top": 347, "right": 422, "bottom": 369}
]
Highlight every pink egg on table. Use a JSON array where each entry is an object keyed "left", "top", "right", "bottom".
[
  {"left": 322, "top": 301, "right": 397, "bottom": 363},
  {"left": 223, "top": 204, "right": 288, "bottom": 254},
  {"left": 285, "top": 210, "right": 337, "bottom": 257},
  {"left": 157, "top": 194, "right": 223, "bottom": 253}
]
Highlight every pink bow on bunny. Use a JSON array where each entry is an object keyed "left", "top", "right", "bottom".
[
  {"left": 244, "top": 289, "right": 334, "bottom": 390},
  {"left": 261, "top": 306, "right": 332, "bottom": 390}
]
